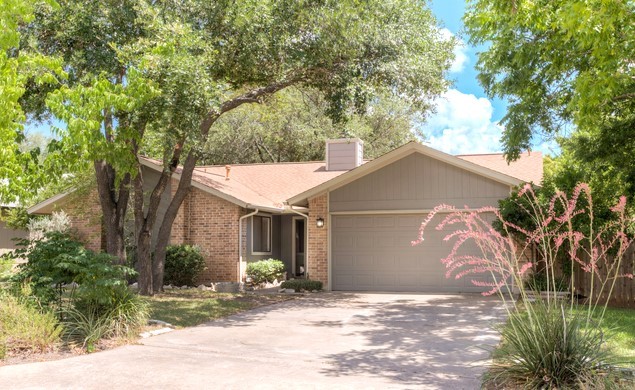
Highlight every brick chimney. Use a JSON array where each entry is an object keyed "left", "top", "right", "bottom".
[{"left": 326, "top": 138, "right": 364, "bottom": 171}]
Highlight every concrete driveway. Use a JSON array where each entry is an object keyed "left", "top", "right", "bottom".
[{"left": 0, "top": 293, "right": 507, "bottom": 389}]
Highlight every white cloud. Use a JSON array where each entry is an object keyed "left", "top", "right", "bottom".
[
  {"left": 440, "top": 28, "right": 468, "bottom": 74},
  {"left": 423, "top": 89, "right": 503, "bottom": 155}
]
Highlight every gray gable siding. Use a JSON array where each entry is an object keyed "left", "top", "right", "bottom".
[{"left": 329, "top": 153, "right": 511, "bottom": 212}]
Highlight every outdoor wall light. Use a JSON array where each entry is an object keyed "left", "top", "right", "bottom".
[{"left": 316, "top": 217, "right": 325, "bottom": 228}]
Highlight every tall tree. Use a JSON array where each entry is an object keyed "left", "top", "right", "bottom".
[
  {"left": 142, "top": 88, "right": 423, "bottom": 165},
  {"left": 23, "top": 0, "right": 455, "bottom": 294},
  {"left": 0, "top": 0, "right": 60, "bottom": 205},
  {"left": 465, "top": 0, "right": 634, "bottom": 159}
]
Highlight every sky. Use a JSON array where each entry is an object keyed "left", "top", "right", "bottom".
[{"left": 426, "top": 0, "right": 558, "bottom": 156}]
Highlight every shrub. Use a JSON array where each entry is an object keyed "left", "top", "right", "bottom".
[
  {"left": 27, "top": 211, "right": 71, "bottom": 242},
  {"left": 164, "top": 245, "right": 207, "bottom": 286},
  {"left": 485, "top": 302, "right": 614, "bottom": 389},
  {"left": 246, "top": 259, "right": 284, "bottom": 285},
  {"left": 11, "top": 232, "right": 135, "bottom": 309},
  {"left": 0, "top": 293, "right": 62, "bottom": 359},
  {"left": 280, "top": 279, "right": 323, "bottom": 291}
]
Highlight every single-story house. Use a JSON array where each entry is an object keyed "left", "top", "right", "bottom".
[
  {"left": 0, "top": 205, "right": 28, "bottom": 255},
  {"left": 28, "top": 139, "right": 542, "bottom": 292}
]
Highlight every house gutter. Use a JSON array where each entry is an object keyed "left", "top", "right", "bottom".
[
  {"left": 284, "top": 203, "right": 310, "bottom": 279},
  {"left": 238, "top": 208, "right": 260, "bottom": 283}
]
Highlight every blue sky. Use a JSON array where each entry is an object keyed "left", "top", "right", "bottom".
[{"left": 426, "top": 0, "right": 557, "bottom": 156}]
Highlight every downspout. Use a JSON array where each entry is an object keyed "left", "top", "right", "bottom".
[
  {"left": 238, "top": 208, "right": 260, "bottom": 283},
  {"left": 285, "top": 203, "right": 309, "bottom": 279}
]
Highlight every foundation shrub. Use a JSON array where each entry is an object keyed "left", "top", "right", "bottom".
[
  {"left": 163, "top": 245, "right": 206, "bottom": 287},
  {"left": 280, "top": 279, "right": 322, "bottom": 291},
  {"left": 246, "top": 259, "right": 284, "bottom": 285}
]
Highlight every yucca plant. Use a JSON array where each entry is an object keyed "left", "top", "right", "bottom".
[
  {"left": 413, "top": 183, "right": 634, "bottom": 388},
  {"left": 485, "top": 301, "right": 617, "bottom": 389}
]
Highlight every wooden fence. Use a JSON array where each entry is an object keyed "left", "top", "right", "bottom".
[{"left": 574, "top": 245, "right": 635, "bottom": 308}]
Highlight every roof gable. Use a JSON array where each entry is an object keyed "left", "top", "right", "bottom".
[{"left": 287, "top": 142, "right": 525, "bottom": 206}]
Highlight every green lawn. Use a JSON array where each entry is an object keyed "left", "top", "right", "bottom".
[
  {"left": 145, "top": 289, "right": 294, "bottom": 327},
  {"left": 586, "top": 306, "right": 635, "bottom": 366}
]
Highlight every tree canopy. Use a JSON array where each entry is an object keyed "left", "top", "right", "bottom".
[
  {"left": 147, "top": 88, "right": 422, "bottom": 165},
  {"left": 0, "top": 0, "right": 60, "bottom": 204},
  {"left": 465, "top": 0, "right": 634, "bottom": 160}
]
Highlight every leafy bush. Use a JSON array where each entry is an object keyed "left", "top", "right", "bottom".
[
  {"left": 524, "top": 272, "right": 570, "bottom": 292},
  {"left": 164, "top": 245, "right": 207, "bottom": 286},
  {"left": 246, "top": 259, "right": 284, "bottom": 285},
  {"left": 0, "top": 293, "right": 62, "bottom": 359},
  {"left": 485, "top": 302, "right": 615, "bottom": 389},
  {"left": 11, "top": 231, "right": 135, "bottom": 309},
  {"left": 27, "top": 211, "right": 71, "bottom": 242},
  {"left": 280, "top": 279, "right": 322, "bottom": 291}
]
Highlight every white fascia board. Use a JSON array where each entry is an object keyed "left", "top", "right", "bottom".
[{"left": 27, "top": 189, "right": 76, "bottom": 215}]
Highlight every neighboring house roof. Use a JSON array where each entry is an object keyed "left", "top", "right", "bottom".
[
  {"left": 457, "top": 151, "right": 543, "bottom": 184},
  {"left": 29, "top": 141, "right": 544, "bottom": 214}
]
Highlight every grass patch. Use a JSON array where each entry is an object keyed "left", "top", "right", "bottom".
[
  {"left": 146, "top": 290, "right": 293, "bottom": 327},
  {"left": 575, "top": 306, "right": 635, "bottom": 367}
]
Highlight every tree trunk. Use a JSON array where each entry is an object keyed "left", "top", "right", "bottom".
[
  {"left": 152, "top": 153, "right": 197, "bottom": 292},
  {"left": 94, "top": 160, "right": 130, "bottom": 264},
  {"left": 147, "top": 80, "right": 299, "bottom": 293},
  {"left": 136, "top": 231, "right": 153, "bottom": 295}
]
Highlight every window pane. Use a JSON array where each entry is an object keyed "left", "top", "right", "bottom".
[{"left": 253, "top": 215, "right": 271, "bottom": 253}]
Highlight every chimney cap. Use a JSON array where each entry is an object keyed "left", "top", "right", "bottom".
[{"left": 325, "top": 137, "right": 364, "bottom": 145}]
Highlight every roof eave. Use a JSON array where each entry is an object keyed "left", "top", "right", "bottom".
[
  {"left": 27, "top": 189, "right": 76, "bottom": 215},
  {"left": 140, "top": 158, "right": 287, "bottom": 211}
]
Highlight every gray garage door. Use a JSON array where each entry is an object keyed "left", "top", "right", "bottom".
[{"left": 331, "top": 214, "right": 493, "bottom": 292}]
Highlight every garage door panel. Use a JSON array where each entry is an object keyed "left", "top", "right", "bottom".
[
  {"left": 332, "top": 234, "right": 354, "bottom": 251},
  {"left": 332, "top": 214, "right": 492, "bottom": 292},
  {"left": 356, "top": 236, "right": 374, "bottom": 249}
]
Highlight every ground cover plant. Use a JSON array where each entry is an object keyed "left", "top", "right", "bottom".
[
  {"left": 0, "top": 290, "right": 63, "bottom": 359},
  {"left": 413, "top": 183, "right": 635, "bottom": 388}
]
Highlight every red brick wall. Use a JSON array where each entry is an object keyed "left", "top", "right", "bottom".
[
  {"left": 185, "top": 188, "right": 244, "bottom": 283},
  {"left": 308, "top": 193, "right": 328, "bottom": 287},
  {"left": 61, "top": 189, "right": 103, "bottom": 252}
]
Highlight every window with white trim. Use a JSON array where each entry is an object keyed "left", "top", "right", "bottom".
[{"left": 252, "top": 215, "right": 272, "bottom": 254}]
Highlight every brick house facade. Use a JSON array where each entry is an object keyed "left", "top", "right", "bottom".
[{"left": 29, "top": 140, "right": 542, "bottom": 292}]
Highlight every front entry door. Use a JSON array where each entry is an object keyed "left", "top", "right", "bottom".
[{"left": 292, "top": 218, "right": 306, "bottom": 277}]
